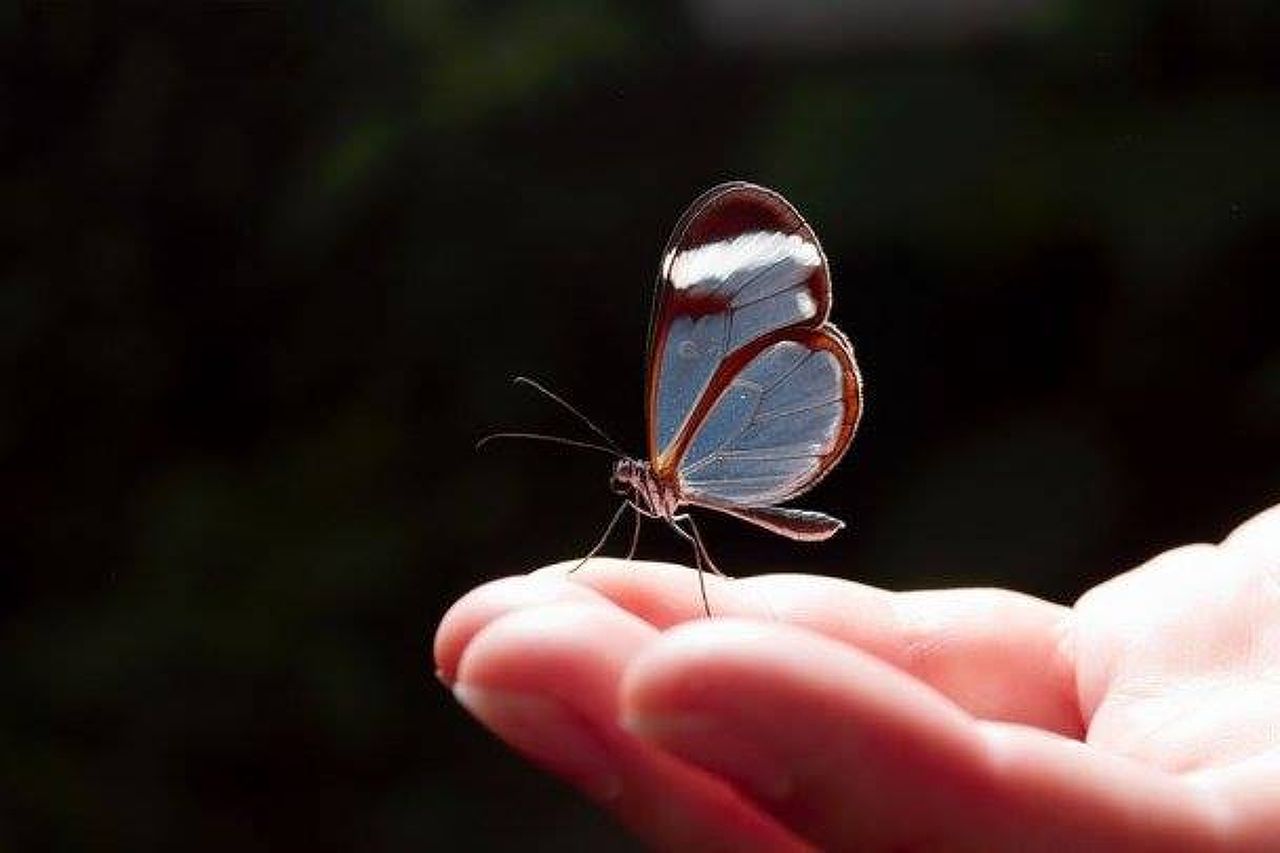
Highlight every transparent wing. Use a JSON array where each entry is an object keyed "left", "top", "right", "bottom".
[
  {"left": 676, "top": 331, "right": 860, "bottom": 507},
  {"left": 646, "top": 183, "right": 833, "bottom": 469}
]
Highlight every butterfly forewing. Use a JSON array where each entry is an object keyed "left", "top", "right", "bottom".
[
  {"left": 647, "top": 184, "right": 836, "bottom": 464},
  {"left": 644, "top": 183, "right": 862, "bottom": 530}
]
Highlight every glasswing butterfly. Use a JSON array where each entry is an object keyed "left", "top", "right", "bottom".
[{"left": 481, "top": 182, "right": 863, "bottom": 614}]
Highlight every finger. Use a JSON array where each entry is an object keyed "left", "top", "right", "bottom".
[
  {"left": 622, "top": 619, "right": 1222, "bottom": 851},
  {"left": 451, "top": 602, "right": 809, "bottom": 851},
  {"left": 1222, "top": 501, "right": 1280, "bottom": 558},
  {"left": 538, "top": 559, "right": 1079, "bottom": 734}
]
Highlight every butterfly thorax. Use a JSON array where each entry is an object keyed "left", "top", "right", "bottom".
[{"left": 610, "top": 458, "right": 680, "bottom": 520}]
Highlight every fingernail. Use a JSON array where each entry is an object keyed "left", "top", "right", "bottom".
[
  {"left": 454, "top": 684, "right": 622, "bottom": 802},
  {"left": 621, "top": 711, "right": 792, "bottom": 801}
]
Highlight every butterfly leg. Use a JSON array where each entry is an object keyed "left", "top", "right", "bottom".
[
  {"left": 625, "top": 507, "right": 643, "bottom": 561},
  {"left": 570, "top": 500, "right": 629, "bottom": 574},
  {"left": 671, "top": 513, "right": 726, "bottom": 577},
  {"left": 665, "top": 517, "right": 713, "bottom": 617}
]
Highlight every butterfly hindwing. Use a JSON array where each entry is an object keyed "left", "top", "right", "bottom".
[{"left": 678, "top": 328, "right": 859, "bottom": 506}]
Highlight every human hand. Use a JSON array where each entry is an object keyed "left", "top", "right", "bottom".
[{"left": 435, "top": 504, "right": 1280, "bottom": 851}]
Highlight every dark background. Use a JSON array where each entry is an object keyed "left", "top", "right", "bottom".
[{"left": 3, "top": 1, "right": 1278, "bottom": 849}]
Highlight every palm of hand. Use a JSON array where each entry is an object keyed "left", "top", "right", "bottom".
[
  {"left": 436, "top": 505, "right": 1280, "bottom": 851},
  {"left": 1078, "top": 534, "right": 1280, "bottom": 777}
]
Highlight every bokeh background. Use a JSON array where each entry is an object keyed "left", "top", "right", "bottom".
[{"left": 4, "top": 1, "right": 1278, "bottom": 849}]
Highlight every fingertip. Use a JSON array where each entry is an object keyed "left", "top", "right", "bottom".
[
  {"left": 454, "top": 600, "right": 658, "bottom": 713},
  {"left": 432, "top": 573, "right": 603, "bottom": 684},
  {"left": 448, "top": 602, "right": 648, "bottom": 805}
]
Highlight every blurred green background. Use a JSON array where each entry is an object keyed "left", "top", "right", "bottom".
[{"left": 3, "top": 1, "right": 1277, "bottom": 849}]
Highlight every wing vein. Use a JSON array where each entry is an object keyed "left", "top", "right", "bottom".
[
  {"left": 761, "top": 347, "right": 813, "bottom": 396},
  {"left": 709, "top": 450, "right": 824, "bottom": 462},
  {"left": 752, "top": 396, "right": 844, "bottom": 424},
  {"left": 678, "top": 387, "right": 766, "bottom": 477},
  {"left": 719, "top": 256, "right": 783, "bottom": 300},
  {"left": 684, "top": 473, "right": 800, "bottom": 487},
  {"left": 728, "top": 279, "right": 806, "bottom": 314}
]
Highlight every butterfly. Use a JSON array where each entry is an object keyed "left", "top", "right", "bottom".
[{"left": 481, "top": 182, "right": 863, "bottom": 614}]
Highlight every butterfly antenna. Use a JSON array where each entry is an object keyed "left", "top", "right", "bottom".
[
  {"left": 475, "top": 431, "right": 623, "bottom": 458},
  {"left": 512, "top": 376, "right": 625, "bottom": 455}
]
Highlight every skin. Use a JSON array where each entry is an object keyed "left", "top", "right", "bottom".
[{"left": 435, "top": 502, "right": 1280, "bottom": 851}]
